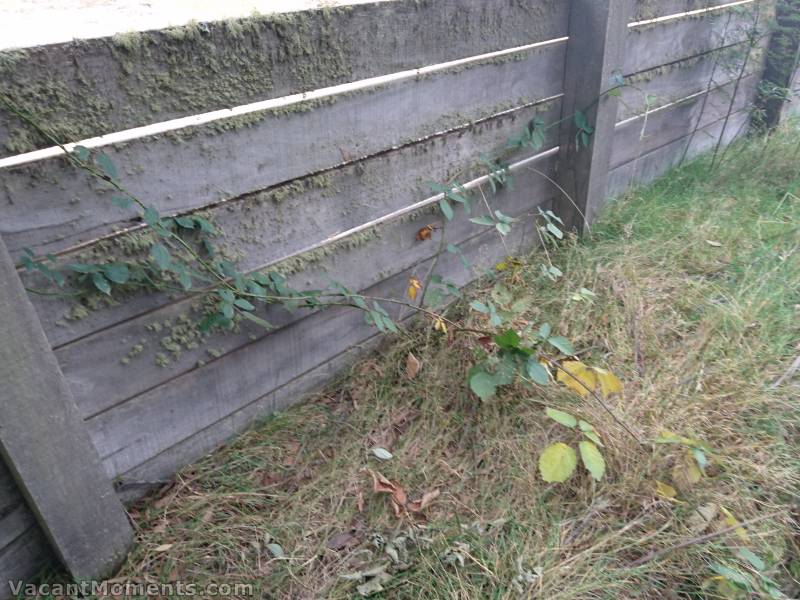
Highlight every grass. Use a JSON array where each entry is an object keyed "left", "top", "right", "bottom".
[{"left": 34, "top": 124, "right": 800, "bottom": 599}]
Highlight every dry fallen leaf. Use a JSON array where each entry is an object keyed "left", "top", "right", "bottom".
[
  {"left": 282, "top": 440, "right": 301, "bottom": 467},
  {"left": 415, "top": 225, "right": 436, "bottom": 241},
  {"left": 371, "top": 470, "right": 407, "bottom": 516},
  {"left": 154, "top": 544, "right": 174, "bottom": 553},
  {"left": 260, "top": 471, "right": 283, "bottom": 487},
  {"left": 327, "top": 530, "right": 359, "bottom": 552},
  {"left": 408, "top": 488, "right": 440, "bottom": 513},
  {"left": 476, "top": 336, "right": 493, "bottom": 349},
  {"left": 705, "top": 240, "right": 722, "bottom": 247},
  {"left": 672, "top": 450, "right": 703, "bottom": 489},
  {"left": 407, "top": 277, "right": 422, "bottom": 301},
  {"left": 152, "top": 519, "right": 169, "bottom": 534},
  {"left": 688, "top": 503, "right": 719, "bottom": 534},
  {"left": 370, "top": 470, "right": 439, "bottom": 516},
  {"left": 405, "top": 352, "right": 421, "bottom": 379},
  {"left": 371, "top": 470, "right": 394, "bottom": 493},
  {"left": 153, "top": 483, "right": 178, "bottom": 510}
]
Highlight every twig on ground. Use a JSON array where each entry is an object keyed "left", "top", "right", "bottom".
[
  {"left": 769, "top": 355, "right": 800, "bottom": 389},
  {"left": 629, "top": 512, "right": 782, "bottom": 567}
]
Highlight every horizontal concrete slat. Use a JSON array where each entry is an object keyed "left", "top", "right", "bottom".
[
  {"left": 0, "top": 0, "right": 568, "bottom": 158},
  {"left": 631, "top": 0, "right": 749, "bottom": 22},
  {"left": 608, "top": 109, "right": 750, "bottom": 197},
  {"left": 0, "top": 505, "right": 36, "bottom": 553},
  {"left": 30, "top": 99, "right": 561, "bottom": 350},
  {"left": 0, "top": 526, "right": 52, "bottom": 600},
  {"left": 619, "top": 41, "right": 760, "bottom": 119},
  {"left": 0, "top": 463, "right": 22, "bottom": 520},
  {"left": 1, "top": 43, "right": 566, "bottom": 256},
  {"left": 115, "top": 333, "right": 378, "bottom": 504},
  {"left": 611, "top": 73, "right": 759, "bottom": 169},
  {"left": 64, "top": 151, "right": 554, "bottom": 422},
  {"left": 625, "top": 1, "right": 767, "bottom": 75}
]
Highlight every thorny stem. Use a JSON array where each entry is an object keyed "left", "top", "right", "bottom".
[
  {"left": 2, "top": 93, "right": 619, "bottom": 374},
  {"left": 1, "top": 95, "right": 544, "bottom": 335},
  {"left": 417, "top": 213, "right": 448, "bottom": 311},
  {"left": 523, "top": 165, "right": 590, "bottom": 235},
  {"left": 312, "top": 293, "right": 492, "bottom": 336},
  {"left": 678, "top": 12, "right": 734, "bottom": 166}
]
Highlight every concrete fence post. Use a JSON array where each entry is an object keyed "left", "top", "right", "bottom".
[
  {"left": 555, "top": 0, "right": 632, "bottom": 231},
  {"left": 756, "top": 0, "right": 800, "bottom": 127},
  {"left": 0, "top": 237, "right": 133, "bottom": 581}
]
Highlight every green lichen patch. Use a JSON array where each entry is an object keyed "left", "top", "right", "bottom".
[
  {"left": 1, "top": 6, "right": 360, "bottom": 155},
  {"left": 267, "top": 226, "right": 381, "bottom": 278},
  {"left": 120, "top": 341, "right": 146, "bottom": 365},
  {"left": 0, "top": 64, "right": 114, "bottom": 154},
  {"left": 254, "top": 172, "right": 335, "bottom": 206}
]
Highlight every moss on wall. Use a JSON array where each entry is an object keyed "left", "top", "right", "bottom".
[
  {"left": 0, "top": 7, "right": 356, "bottom": 154},
  {"left": 0, "top": 0, "right": 566, "bottom": 155},
  {"left": 632, "top": 0, "right": 714, "bottom": 22}
]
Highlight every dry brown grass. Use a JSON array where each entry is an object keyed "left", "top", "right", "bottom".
[{"left": 32, "top": 124, "right": 800, "bottom": 599}]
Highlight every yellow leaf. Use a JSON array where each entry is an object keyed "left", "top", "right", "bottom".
[
  {"left": 538, "top": 443, "right": 578, "bottom": 483},
  {"left": 592, "top": 367, "right": 622, "bottom": 397},
  {"left": 686, "top": 459, "right": 703, "bottom": 484},
  {"left": 495, "top": 261, "right": 508, "bottom": 271},
  {"left": 658, "top": 430, "right": 682, "bottom": 442},
  {"left": 655, "top": 480, "right": 677, "bottom": 499},
  {"left": 556, "top": 361, "right": 597, "bottom": 397},
  {"left": 433, "top": 318, "right": 448, "bottom": 334},
  {"left": 579, "top": 441, "right": 606, "bottom": 481},
  {"left": 407, "top": 277, "right": 422, "bottom": 301},
  {"left": 719, "top": 506, "right": 750, "bottom": 542}
]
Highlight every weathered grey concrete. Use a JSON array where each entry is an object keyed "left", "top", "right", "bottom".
[
  {"left": 0, "top": 238, "right": 133, "bottom": 580},
  {"left": 1, "top": 43, "right": 566, "bottom": 256},
  {"left": 0, "top": 0, "right": 568, "bottom": 158},
  {"left": 29, "top": 99, "right": 562, "bottom": 349},
  {"left": 758, "top": 0, "right": 800, "bottom": 126},
  {"left": 555, "top": 0, "right": 631, "bottom": 230}
]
